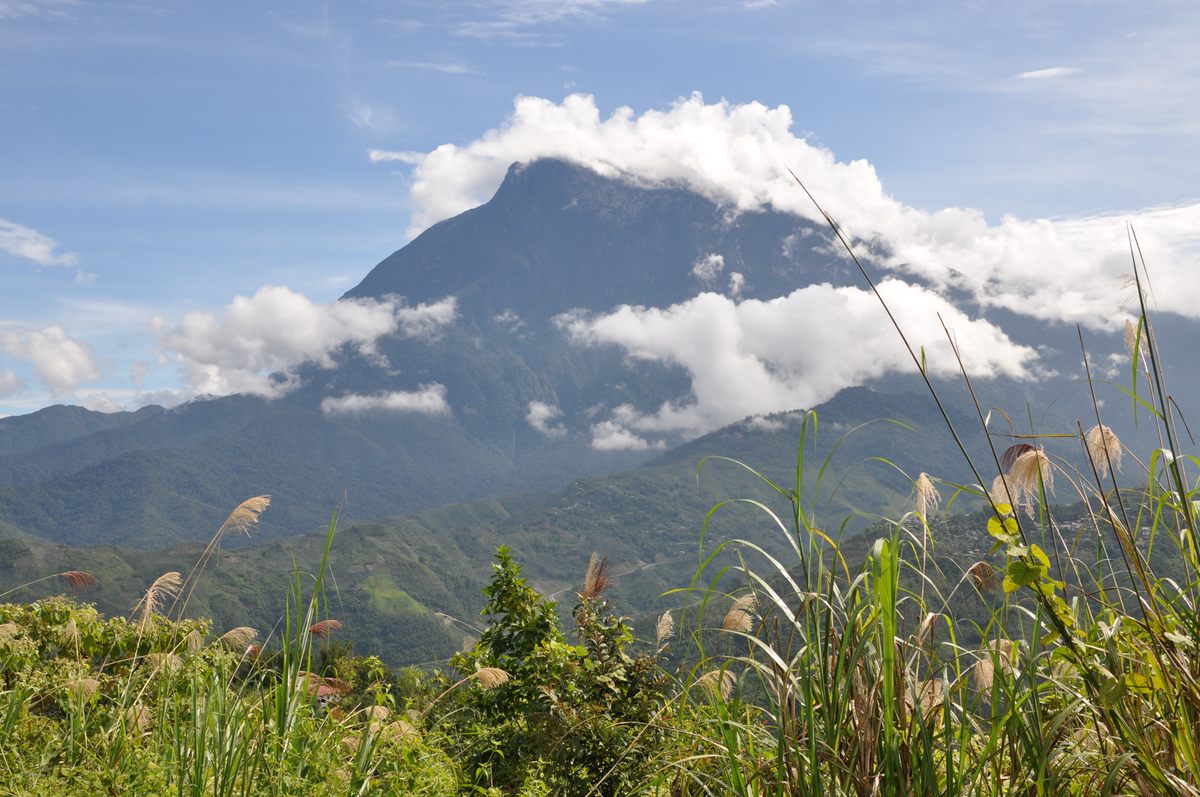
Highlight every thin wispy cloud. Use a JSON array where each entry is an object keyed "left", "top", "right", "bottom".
[
  {"left": 453, "top": 0, "right": 647, "bottom": 42},
  {"left": 1014, "top": 66, "right": 1081, "bottom": 80},
  {"left": 0, "top": 218, "right": 78, "bottom": 267},
  {"left": 389, "top": 60, "right": 481, "bottom": 75},
  {"left": 368, "top": 149, "right": 424, "bottom": 164}
]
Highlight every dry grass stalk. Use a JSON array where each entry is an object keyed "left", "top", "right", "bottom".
[
  {"left": 221, "top": 495, "right": 271, "bottom": 537},
  {"left": 696, "top": 669, "right": 737, "bottom": 700},
  {"left": 655, "top": 610, "right": 674, "bottom": 648},
  {"left": 61, "top": 571, "right": 99, "bottom": 592},
  {"left": 579, "top": 552, "right": 612, "bottom": 600},
  {"left": 309, "top": 619, "right": 343, "bottom": 639},
  {"left": 1085, "top": 424, "right": 1124, "bottom": 479},
  {"left": 914, "top": 612, "right": 940, "bottom": 647},
  {"left": 218, "top": 626, "right": 258, "bottom": 650},
  {"left": 1009, "top": 448, "right": 1054, "bottom": 513},
  {"left": 474, "top": 667, "right": 510, "bottom": 690},
  {"left": 913, "top": 472, "right": 941, "bottom": 519},
  {"left": 136, "top": 572, "right": 182, "bottom": 629},
  {"left": 967, "top": 561, "right": 998, "bottom": 593}
]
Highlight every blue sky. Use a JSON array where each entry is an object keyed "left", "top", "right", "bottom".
[{"left": 1, "top": 0, "right": 1198, "bottom": 417}]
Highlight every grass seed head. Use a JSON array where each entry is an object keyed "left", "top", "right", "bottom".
[
  {"left": 696, "top": 669, "right": 737, "bottom": 700},
  {"left": 218, "top": 626, "right": 258, "bottom": 650},
  {"left": 655, "top": 610, "right": 674, "bottom": 648},
  {"left": 968, "top": 561, "right": 998, "bottom": 593},
  {"left": 61, "top": 571, "right": 99, "bottom": 592},
  {"left": 1085, "top": 424, "right": 1123, "bottom": 479},
  {"left": 309, "top": 619, "right": 343, "bottom": 639},
  {"left": 579, "top": 551, "right": 612, "bottom": 600},
  {"left": 1009, "top": 448, "right": 1054, "bottom": 512},
  {"left": 913, "top": 472, "right": 941, "bottom": 518},
  {"left": 474, "top": 667, "right": 510, "bottom": 690},
  {"left": 221, "top": 495, "right": 271, "bottom": 537},
  {"left": 136, "top": 571, "right": 182, "bottom": 628}
]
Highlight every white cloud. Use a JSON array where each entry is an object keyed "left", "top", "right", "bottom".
[
  {"left": 526, "top": 400, "right": 565, "bottom": 436},
  {"left": 0, "top": 369, "right": 24, "bottom": 397},
  {"left": 396, "top": 296, "right": 458, "bottom": 339},
  {"left": 0, "top": 218, "right": 78, "bottom": 266},
  {"left": 728, "top": 272, "right": 745, "bottom": 297},
  {"left": 494, "top": 309, "right": 526, "bottom": 331},
  {"left": 560, "top": 281, "right": 1036, "bottom": 441},
  {"left": 321, "top": 384, "right": 451, "bottom": 416},
  {"left": 396, "top": 93, "right": 1200, "bottom": 329},
  {"left": 590, "top": 419, "right": 661, "bottom": 451},
  {"left": 691, "top": 253, "right": 725, "bottom": 283},
  {"left": 152, "top": 286, "right": 456, "bottom": 397},
  {"left": 1014, "top": 66, "right": 1082, "bottom": 80},
  {"left": 389, "top": 61, "right": 480, "bottom": 75},
  {"left": 453, "top": 0, "right": 647, "bottom": 41},
  {"left": 368, "top": 149, "right": 424, "bottom": 164},
  {"left": 1, "top": 325, "right": 100, "bottom": 394}
]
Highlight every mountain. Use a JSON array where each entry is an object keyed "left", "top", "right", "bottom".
[
  {"left": 0, "top": 385, "right": 986, "bottom": 666},
  {"left": 0, "top": 158, "right": 1193, "bottom": 550}
]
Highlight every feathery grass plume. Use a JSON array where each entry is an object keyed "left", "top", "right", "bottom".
[
  {"left": 462, "top": 635, "right": 477, "bottom": 652},
  {"left": 1000, "top": 443, "right": 1035, "bottom": 474},
  {"left": 1085, "top": 424, "right": 1124, "bottom": 479},
  {"left": 655, "top": 610, "right": 674, "bottom": 648},
  {"left": 221, "top": 495, "right": 271, "bottom": 537},
  {"left": 696, "top": 669, "right": 737, "bottom": 700},
  {"left": 1009, "top": 448, "right": 1054, "bottom": 513},
  {"left": 0, "top": 622, "right": 17, "bottom": 641},
  {"left": 730, "top": 593, "right": 757, "bottom": 614},
  {"left": 722, "top": 608, "right": 754, "bottom": 633},
  {"left": 579, "top": 551, "right": 612, "bottom": 600},
  {"left": 218, "top": 626, "right": 258, "bottom": 650},
  {"left": 906, "top": 679, "right": 944, "bottom": 714},
  {"left": 363, "top": 705, "right": 391, "bottom": 722},
  {"left": 1124, "top": 318, "right": 1149, "bottom": 360},
  {"left": 341, "top": 735, "right": 360, "bottom": 753},
  {"left": 309, "top": 619, "right": 343, "bottom": 639},
  {"left": 135, "top": 571, "right": 182, "bottom": 629},
  {"left": 145, "top": 652, "right": 182, "bottom": 675},
  {"left": 912, "top": 472, "right": 941, "bottom": 518},
  {"left": 245, "top": 643, "right": 262, "bottom": 660},
  {"left": 58, "top": 617, "right": 80, "bottom": 650},
  {"left": 125, "top": 702, "right": 151, "bottom": 735},
  {"left": 973, "top": 658, "right": 995, "bottom": 692},
  {"left": 60, "top": 570, "right": 99, "bottom": 592},
  {"left": 65, "top": 677, "right": 99, "bottom": 699},
  {"left": 967, "top": 561, "right": 998, "bottom": 593},
  {"left": 474, "top": 667, "right": 510, "bottom": 690},
  {"left": 989, "top": 475, "right": 1014, "bottom": 508},
  {"left": 185, "top": 629, "right": 203, "bottom": 652},
  {"left": 991, "top": 639, "right": 1019, "bottom": 674}
]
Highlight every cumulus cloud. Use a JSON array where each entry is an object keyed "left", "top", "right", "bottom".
[
  {"left": 396, "top": 93, "right": 1200, "bottom": 328},
  {"left": 691, "top": 253, "right": 725, "bottom": 283},
  {"left": 152, "top": 286, "right": 456, "bottom": 397},
  {"left": 396, "top": 296, "right": 458, "bottom": 339},
  {"left": 1, "top": 325, "right": 100, "bottom": 393},
  {"left": 560, "top": 281, "right": 1036, "bottom": 441},
  {"left": 526, "top": 400, "right": 566, "bottom": 436},
  {"left": 728, "top": 272, "right": 745, "bottom": 297},
  {"left": 0, "top": 218, "right": 78, "bottom": 266},
  {"left": 590, "top": 419, "right": 661, "bottom": 451},
  {"left": 321, "top": 384, "right": 451, "bottom": 416}
]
